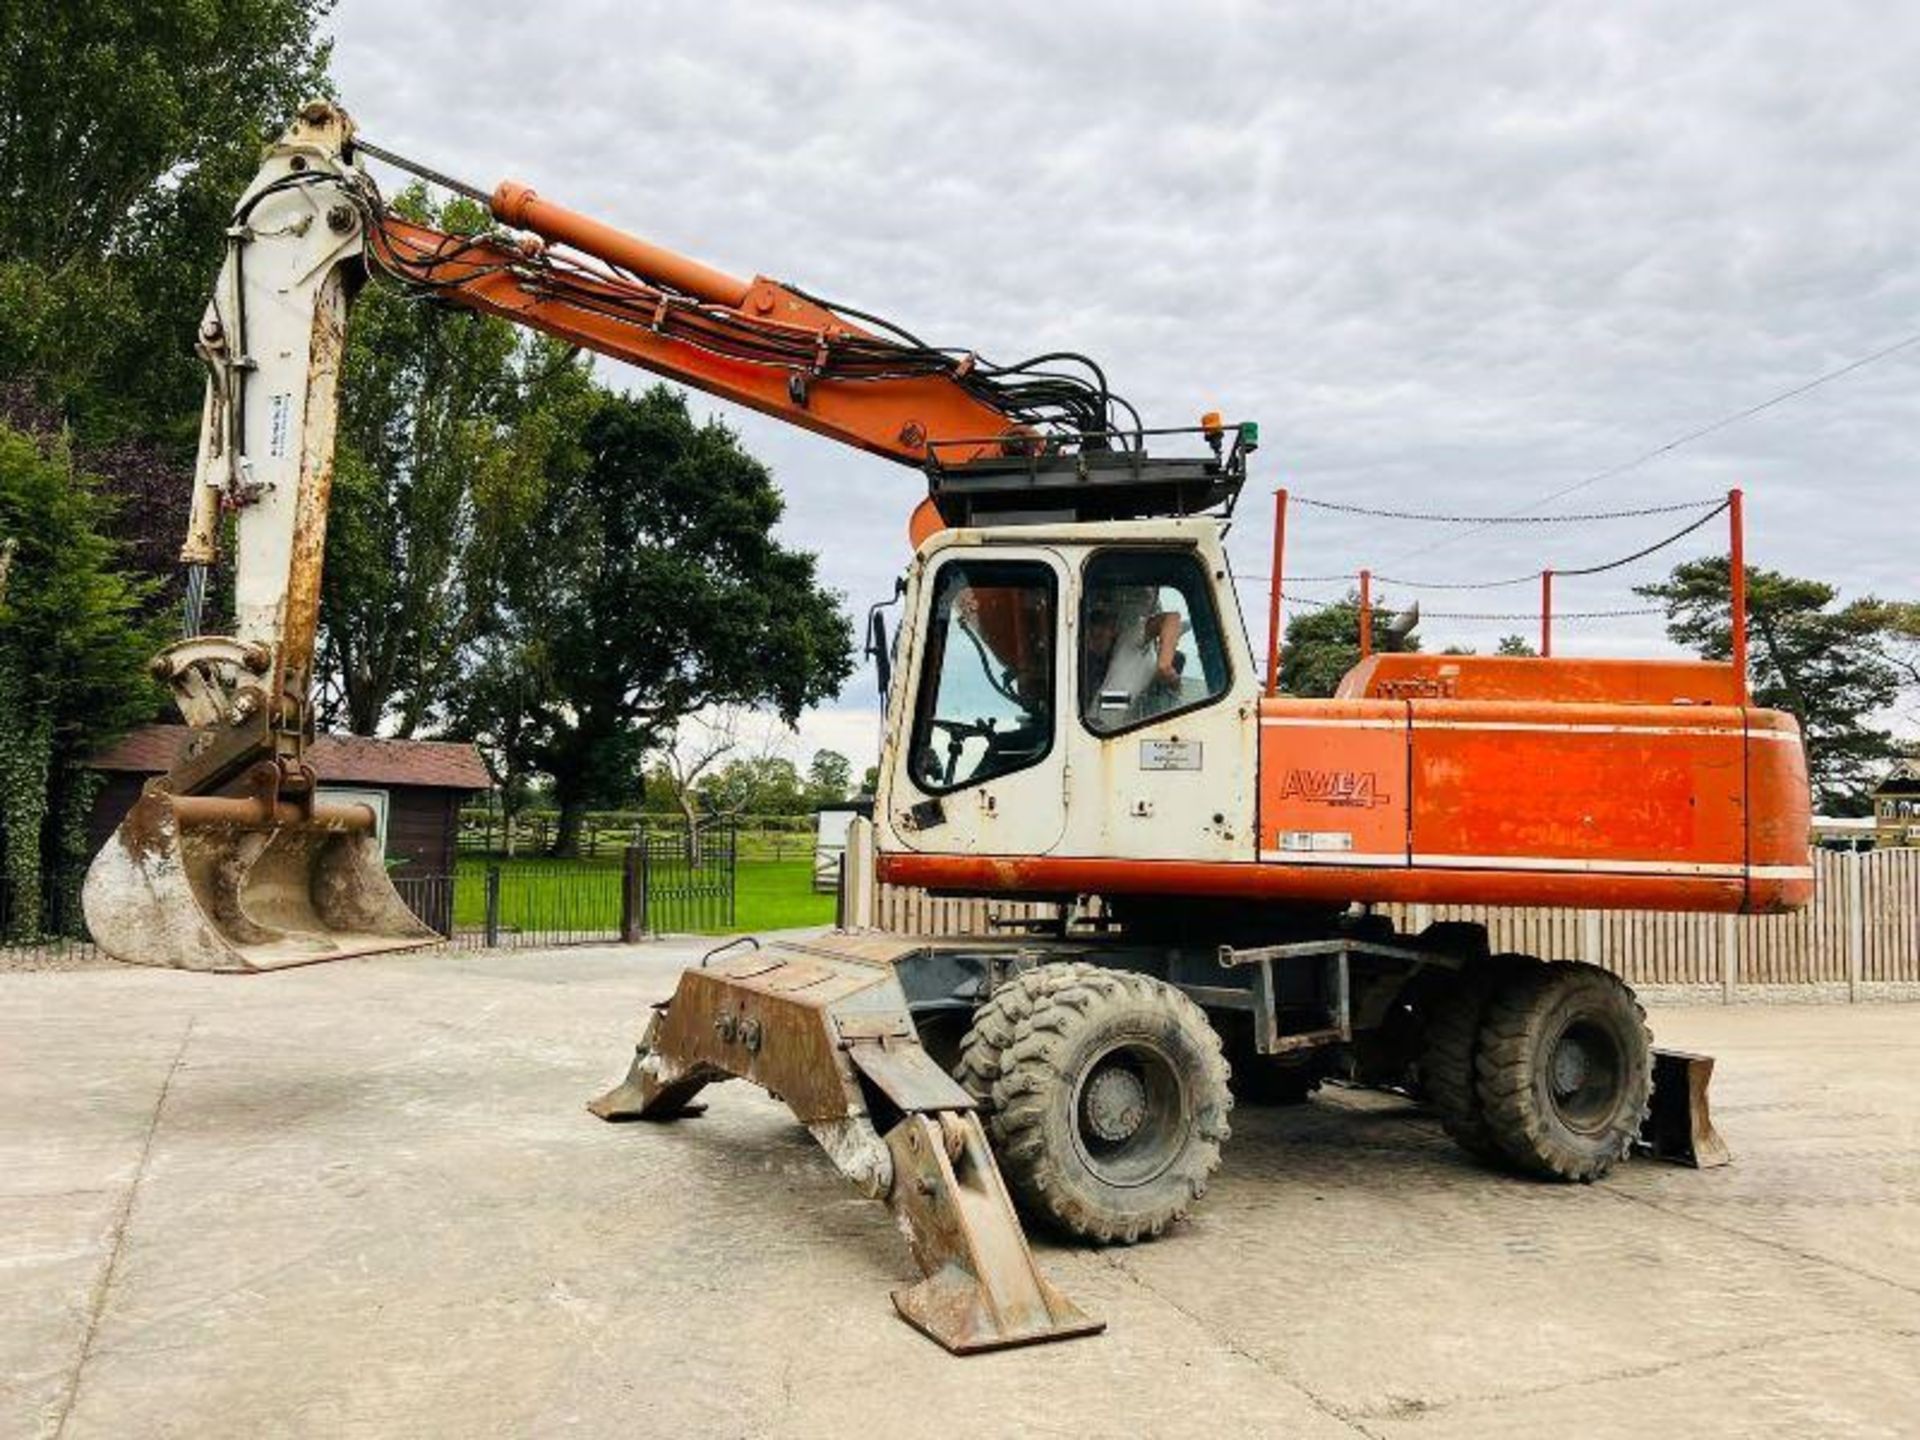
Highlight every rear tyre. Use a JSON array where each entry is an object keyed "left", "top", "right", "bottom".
[
  {"left": 971, "top": 963, "right": 1232, "bottom": 1244},
  {"left": 1419, "top": 957, "right": 1522, "bottom": 1162},
  {"left": 1475, "top": 961, "right": 1652, "bottom": 1182}
]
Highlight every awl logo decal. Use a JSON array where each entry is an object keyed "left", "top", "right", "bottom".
[{"left": 1278, "top": 768, "right": 1389, "bottom": 807}]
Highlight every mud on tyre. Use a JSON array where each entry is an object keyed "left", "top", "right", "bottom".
[
  {"left": 960, "top": 962, "right": 1232, "bottom": 1244},
  {"left": 1475, "top": 960, "right": 1653, "bottom": 1182},
  {"left": 1418, "top": 955, "right": 1524, "bottom": 1162}
]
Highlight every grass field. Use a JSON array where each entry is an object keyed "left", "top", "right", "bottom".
[{"left": 448, "top": 855, "right": 834, "bottom": 936}]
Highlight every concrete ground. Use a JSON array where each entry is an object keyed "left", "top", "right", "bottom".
[{"left": 4, "top": 941, "right": 1919, "bottom": 1440}]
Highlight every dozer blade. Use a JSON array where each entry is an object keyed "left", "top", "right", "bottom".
[
  {"left": 590, "top": 934, "right": 1102, "bottom": 1353},
  {"left": 82, "top": 786, "right": 439, "bottom": 973},
  {"left": 1637, "top": 1048, "right": 1732, "bottom": 1168}
]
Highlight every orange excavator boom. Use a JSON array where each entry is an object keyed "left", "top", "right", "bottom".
[{"left": 368, "top": 202, "right": 1026, "bottom": 468}]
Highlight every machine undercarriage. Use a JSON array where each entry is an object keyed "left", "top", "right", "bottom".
[{"left": 590, "top": 905, "right": 1728, "bottom": 1352}]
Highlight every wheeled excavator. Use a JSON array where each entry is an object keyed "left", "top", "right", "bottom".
[{"left": 85, "top": 103, "right": 1813, "bottom": 1353}]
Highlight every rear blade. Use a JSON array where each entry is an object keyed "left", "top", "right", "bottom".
[
  {"left": 82, "top": 789, "right": 439, "bottom": 973},
  {"left": 1638, "top": 1048, "right": 1732, "bottom": 1167}
]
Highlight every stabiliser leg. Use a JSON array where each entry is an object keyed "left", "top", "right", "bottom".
[
  {"left": 1636, "top": 1048, "right": 1732, "bottom": 1168},
  {"left": 588, "top": 936, "right": 1101, "bottom": 1352}
]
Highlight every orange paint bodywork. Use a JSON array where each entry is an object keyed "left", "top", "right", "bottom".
[
  {"left": 373, "top": 213, "right": 1013, "bottom": 469},
  {"left": 881, "top": 656, "right": 1813, "bottom": 916}
]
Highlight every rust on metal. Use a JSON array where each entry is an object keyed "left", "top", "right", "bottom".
[
  {"left": 276, "top": 256, "right": 353, "bottom": 719},
  {"left": 845, "top": 1040, "right": 976, "bottom": 1114},
  {"left": 1637, "top": 1048, "right": 1732, "bottom": 1168},
  {"left": 588, "top": 936, "right": 1102, "bottom": 1352},
  {"left": 885, "top": 1111, "right": 1103, "bottom": 1352},
  {"left": 81, "top": 772, "right": 438, "bottom": 973}
]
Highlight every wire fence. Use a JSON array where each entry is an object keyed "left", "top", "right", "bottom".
[{"left": 1, "top": 830, "right": 741, "bottom": 965}]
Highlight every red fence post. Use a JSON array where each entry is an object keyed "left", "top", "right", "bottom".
[
  {"left": 1358, "top": 569, "right": 1373, "bottom": 659},
  {"left": 1729, "top": 488, "right": 1747, "bottom": 705},
  {"left": 1540, "top": 569, "right": 1553, "bottom": 657},
  {"left": 1265, "top": 487, "right": 1288, "bottom": 696}
]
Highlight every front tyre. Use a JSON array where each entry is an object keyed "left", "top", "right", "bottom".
[
  {"left": 1475, "top": 961, "right": 1653, "bottom": 1182},
  {"left": 974, "top": 963, "right": 1232, "bottom": 1244}
]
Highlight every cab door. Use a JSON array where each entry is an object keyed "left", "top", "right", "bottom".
[
  {"left": 1056, "top": 542, "right": 1258, "bottom": 862},
  {"left": 887, "top": 547, "right": 1070, "bottom": 857}
]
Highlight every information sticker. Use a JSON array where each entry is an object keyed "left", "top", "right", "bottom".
[{"left": 1139, "top": 739, "right": 1203, "bottom": 772}]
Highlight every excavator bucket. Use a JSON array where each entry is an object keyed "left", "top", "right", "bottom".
[
  {"left": 82, "top": 782, "right": 439, "bottom": 973},
  {"left": 590, "top": 934, "right": 1102, "bottom": 1353}
]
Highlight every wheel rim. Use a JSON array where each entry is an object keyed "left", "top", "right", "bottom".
[
  {"left": 1546, "top": 1017, "right": 1625, "bottom": 1133},
  {"left": 1069, "top": 1038, "right": 1189, "bottom": 1188}
]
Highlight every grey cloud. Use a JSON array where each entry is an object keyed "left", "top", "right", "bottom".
[{"left": 329, "top": 0, "right": 1920, "bottom": 702}]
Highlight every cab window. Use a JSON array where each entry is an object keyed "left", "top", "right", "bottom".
[
  {"left": 909, "top": 560, "right": 1057, "bottom": 793},
  {"left": 1081, "top": 550, "right": 1230, "bottom": 734}
]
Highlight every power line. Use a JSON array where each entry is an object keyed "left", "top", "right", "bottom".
[
  {"left": 1291, "top": 495, "right": 1719, "bottom": 524},
  {"left": 1265, "top": 589, "right": 1663, "bottom": 623},
  {"left": 1232, "top": 495, "right": 1729, "bottom": 593},
  {"left": 1421, "top": 606, "right": 1664, "bottom": 622},
  {"left": 1384, "top": 327, "right": 1920, "bottom": 565}
]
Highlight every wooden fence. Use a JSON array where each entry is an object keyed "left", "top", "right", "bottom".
[{"left": 846, "top": 834, "right": 1920, "bottom": 1000}]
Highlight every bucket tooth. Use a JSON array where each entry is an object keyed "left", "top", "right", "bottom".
[
  {"left": 82, "top": 785, "right": 438, "bottom": 973},
  {"left": 1638, "top": 1048, "right": 1732, "bottom": 1168},
  {"left": 590, "top": 937, "right": 1102, "bottom": 1351}
]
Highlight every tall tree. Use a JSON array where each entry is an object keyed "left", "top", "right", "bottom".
[
  {"left": 458, "top": 385, "right": 853, "bottom": 856},
  {"left": 701, "top": 755, "right": 808, "bottom": 820},
  {"left": 1278, "top": 592, "right": 1420, "bottom": 697},
  {"left": 806, "top": 749, "right": 854, "bottom": 806},
  {"left": 0, "top": 0, "right": 336, "bottom": 442},
  {"left": 1637, "top": 557, "right": 1903, "bottom": 814},
  {"left": 0, "top": 424, "right": 164, "bottom": 933},
  {"left": 1867, "top": 599, "right": 1920, "bottom": 730},
  {"left": 318, "top": 188, "right": 566, "bottom": 736}
]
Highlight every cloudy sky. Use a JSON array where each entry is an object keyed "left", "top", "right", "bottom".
[{"left": 328, "top": 1, "right": 1919, "bottom": 762}]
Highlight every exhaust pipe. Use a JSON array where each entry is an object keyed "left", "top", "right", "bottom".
[{"left": 83, "top": 764, "right": 439, "bottom": 973}]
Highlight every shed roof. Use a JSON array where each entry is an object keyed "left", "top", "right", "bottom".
[{"left": 89, "top": 725, "right": 492, "bottom": 792}]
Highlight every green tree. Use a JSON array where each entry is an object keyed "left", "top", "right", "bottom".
[
  {"left": 1495, "top": 634, "right": 1538, "bottom": 657},
  {"left": 319, "top": 188, "right": 570, "bottom": 736},
  {"left": 458, "top": 385, "right": 853, "bottom": 856},
  {"left": 1867, "top": 600, "right": 1920, "bottom": 729},
  {"left": 701, "top": 755, "right": 808, "bottom": 819},
  {"left": 805, "top": 749, "right": 854, "bottom": 807},
  {"left": 0, "top": 0, "right": 335, "bottom": 442},
  {"left": 1637, "top": 557, "right": 1902, "bottom": 814},
  {"left": 0, "top": 424, "right": 164, "bottom": 934},
  {"left": 1279, "top": 592, "right": 1420, "bottom": 697}
]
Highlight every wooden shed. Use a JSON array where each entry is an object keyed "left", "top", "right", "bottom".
[{"left": 87, "top": 725, "right": 492, "bottom": 879}]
